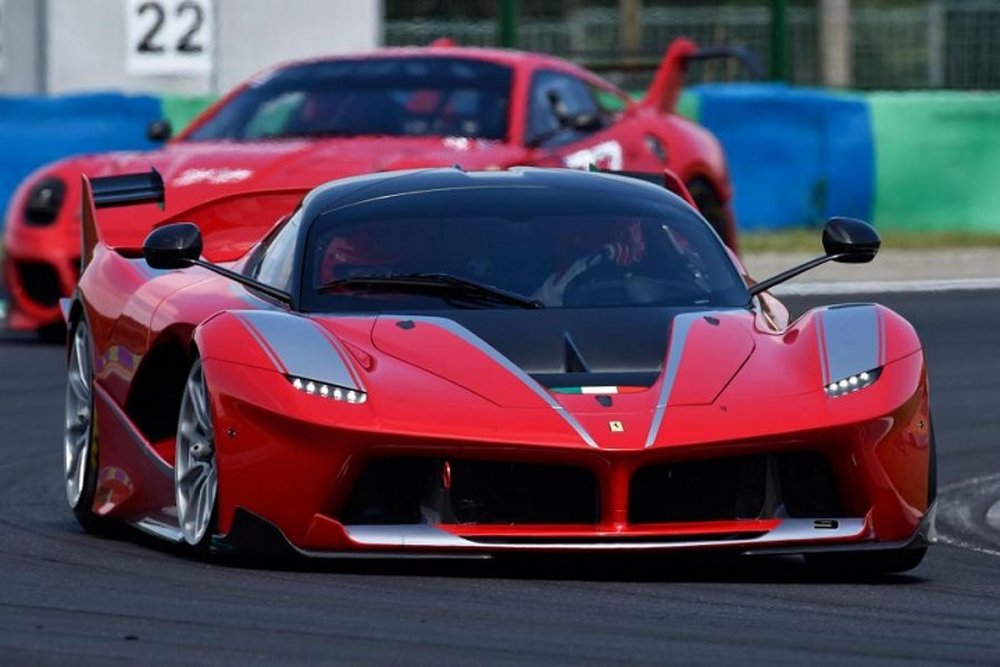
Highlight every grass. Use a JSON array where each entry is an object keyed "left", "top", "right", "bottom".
[{"left": 740, "top": 228, "right": 1000, "bottom": 253}]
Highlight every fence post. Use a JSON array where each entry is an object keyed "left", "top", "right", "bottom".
[
  {"left": 819, "top": 0, "right": 852, "bottom": 87},
  {"left": 770, "top": 0, "right": 788, "bottom": 81},
  {"left": 498, "top": 0, "right": 518, "bottom": 49}
]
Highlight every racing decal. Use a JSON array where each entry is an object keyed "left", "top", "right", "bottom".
[
  {"left": 816, "top": 305, "right": 885, "bottom": 386},
  {"left": 234, "top": 311, "right": 363, "bottom": 391},
  {"left": 563, "top": 140, "right": 624, "bottom": 171},
  {"left": 402, "top": 316, "right": 599, "bottom": 448},
  {"left": 643, "top": 312, "right": 704, "bottom": 448},
  {"left": 173, "top": 168, "right": 253, "bottom": 187}
]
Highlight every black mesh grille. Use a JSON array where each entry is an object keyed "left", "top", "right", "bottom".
[
  {"left": 15, "top": 261, "right": 63, "bottom": 307},
  {"left": 448, "top": 460, "right": 598, "bottom": 525},
  {"left": 775, "top": 451, "right": 847, "bottom": 518},
  {"left": 630, "top": 455, "right": 768, "bottom": 523},
  {"left": 629, "top": 451, "right": 844, "bottom": 524},
  {"left": 339, "top": 457, "right": 599, "bottom": 526}
]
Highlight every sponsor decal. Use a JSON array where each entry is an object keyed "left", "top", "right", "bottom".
[
  {"left": 563, "top": 140, "right": 624, "bottom": 171},
  {"left": 173, "top": 168, "right": 254, "bottom": 187}
]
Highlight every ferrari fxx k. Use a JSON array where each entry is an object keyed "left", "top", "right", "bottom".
[
  {"left": 6, "top": 39, "right": 737, "bottom": 335},
  {"left": 64, "top": 167, "right": 934, "bottom": 573}
]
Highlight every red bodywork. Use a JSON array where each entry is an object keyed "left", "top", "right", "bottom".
[
  {"left": 4, "top": 40, "right": 733, "bottom": 333},
  {"left": 68, "top": 173, "right": 932, "bottom": 559}
]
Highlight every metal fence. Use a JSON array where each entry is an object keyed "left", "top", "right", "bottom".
[{"left": 384, "top": 1, "right": 1000, "bottom": 90}]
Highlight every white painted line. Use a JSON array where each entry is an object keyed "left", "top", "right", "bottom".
[
  {"left": 772, "top": 278, "right": 1000, "bottom": 296},
  {"left": 933, "top": 534, "right": 1000, "bottom": 558}
]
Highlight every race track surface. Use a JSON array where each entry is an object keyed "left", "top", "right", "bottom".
[{"left": 1, "top": 291, "right": 998, "bottom": 665}]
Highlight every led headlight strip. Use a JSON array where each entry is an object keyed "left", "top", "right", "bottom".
[
  {"left": 288, "top": 376, "right": 367, "bottom": 404},
  {"left": 824, "top": 368, "right": 881, "bottom": 398}
]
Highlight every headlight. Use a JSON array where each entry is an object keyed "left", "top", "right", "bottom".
[
  {"left": 824, "top": 368, "right": 881, "bottom": 398},
  {"left": 288, "top": 375, "right": 367, "bottom": 404},
  {"left": 24, "top": 177, "right": 67, "bottom": 226}
]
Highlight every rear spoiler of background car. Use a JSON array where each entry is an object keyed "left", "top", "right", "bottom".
[
  {"left": 595, "top": 167, "right": 698, "bottom": 209},
  {"left": 81, "top": 169, "right": 165, "bottom": 272},
  {"left": 640, "top": 38, "right": 762, "bottom": 114}
]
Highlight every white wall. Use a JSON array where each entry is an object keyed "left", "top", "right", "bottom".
[
  {"left": 217, "top": 0, "right": 382, "bottom": 92},
  {"left": 5, "top": 0, "right": 380, "bottom": 95},
  {"left": 0, "top": 0, "right": 43, "bottom": 94}
]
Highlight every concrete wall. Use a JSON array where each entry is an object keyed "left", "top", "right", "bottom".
[
  {"left": 3, "top": 0, "right": 380, "bottom": 96},
  {"left": 0, "top": 0, "right": 43, "bottom": 94}
]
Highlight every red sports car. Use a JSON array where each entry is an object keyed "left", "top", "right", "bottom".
[
  {"left": 5, "top": 39, "right": 735, "bottom": 336},
  {"left": 64, "top": 167, "right": 934, "bottom": 573}
]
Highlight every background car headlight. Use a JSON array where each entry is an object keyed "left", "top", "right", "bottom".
[
  {"left": 824, "top": 368, "right": 881, "bottom": 398},
  {"left": 24, "top": 177, "right": 67, "bottom": 226}
]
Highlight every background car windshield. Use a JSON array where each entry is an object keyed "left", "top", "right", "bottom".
[
  {"left": 187, "top": 57, "right": 512, "bottom": 142},
  {"left": 300, "top": 185, "right": 748, "bottom": 312}
]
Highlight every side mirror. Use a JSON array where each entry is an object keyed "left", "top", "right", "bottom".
[
  {"left": 823, "top": 217, "right": 880, "bottom": 263},
  {"left": 143, "top": 222, "right": 202, "bottom": 269},
  {"left": 748, "top": 217, "right": 880, "bottom": 296},
  {"left": 147, "top": 119, "right": 173, "bottom": 142}
]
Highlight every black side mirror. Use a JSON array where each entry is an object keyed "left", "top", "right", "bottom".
[
  {"left": 143, "top": 222, "right": 202, "bottom": 269},
  {"left": 748, "top": 217, "right": 880, "bottom": 296},
  {"left": 147, "top": 119, "right": 173, "bottom": 142},
  {"left": 823, "top": 217, "right": 881, "bottom": 263}
]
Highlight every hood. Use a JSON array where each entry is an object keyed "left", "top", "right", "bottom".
[{"left": 320, "top": 308, "right": 756, "bottom": 449}]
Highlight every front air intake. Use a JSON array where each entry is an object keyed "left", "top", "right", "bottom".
[{"left": 339, "top": 457, "right": 599, "bottom": 526}]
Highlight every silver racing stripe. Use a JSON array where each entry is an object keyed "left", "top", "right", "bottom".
[
  {"left": 644, "top": 312, "right": 705, "bottom": 448},
  {"left": 402, "top": 316, "right": 599, "bottom": 448},
  {"left": 236, "top": 311, "right": 362, "bottom": 390},
  {"left": 818, "top": 305, "right": 883, "bottom": 385}
]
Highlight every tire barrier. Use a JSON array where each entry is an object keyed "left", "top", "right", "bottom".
[{"left": 1, "top": 88, "right": 998, "bottom": 232}]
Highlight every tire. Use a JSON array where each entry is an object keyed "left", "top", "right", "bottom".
[
  {"left": 64, "top": 323, "right": 113, "bottom": 533},
  {"left": 806, "top": 546, "right": 928, "bottom": 575},
  {"left": 686, "top": 177, "right": 734, "bottom": 248},
  {"left": 175, "top": 357, "right": 219, "bottom": 553}
]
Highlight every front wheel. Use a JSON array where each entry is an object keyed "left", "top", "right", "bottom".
[
  {"left": 175, "top": 358, "right": 219, "bottom": 552},
  {"left": 64, "top": 324, "right": 112, "bottom": 533}
]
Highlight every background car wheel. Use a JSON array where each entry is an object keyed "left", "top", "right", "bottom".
[
  {"left": 64, "top": 324, "right": 112, "bottom": 533},
  {"left": 175, "top": 358, "right": 218, "bottom": 552},
  {"left": 686, "top": 177, "right": 733, "bottom": 247}
]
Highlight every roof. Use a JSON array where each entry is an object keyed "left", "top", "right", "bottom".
[{"left": 298, "top": 167, "right": 690, "bottom": 221}]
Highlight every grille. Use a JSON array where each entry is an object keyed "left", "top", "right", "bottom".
[
  {"left": 339, "top": 457, "right": 599, "bottom": 526},
  {"left": 15, "top": 261, "right": 63, "bottom": 307},
  {"left": 629, "top": 452, "right": 844, "bottom": 524}
]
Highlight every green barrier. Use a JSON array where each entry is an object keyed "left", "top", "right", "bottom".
[
  {"left": 871, "top": 92, "right": 1000, "bottom": 232},
  {"left": 160, "top": 94, "right": 217, "bottom": 135}
]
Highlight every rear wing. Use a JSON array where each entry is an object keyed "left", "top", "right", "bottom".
[
  {"left": 595, "top": 167, "right": 698, "bottom": 209},
  {"left": 81, "top": 168, "right": 308, "bottom": 271},
  {"left": 81, "top": 169, "right": 165, "bottom": 272},
  {"left": 640, "top": 38, "right": 762, "bottom": 114}
]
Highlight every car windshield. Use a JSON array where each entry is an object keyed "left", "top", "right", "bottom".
[
  {"left": 299, "top": 184, "right": 749, "bottom": 312},
  {"left": 186, "top": 57, "right": 512, "bottom": 142}
]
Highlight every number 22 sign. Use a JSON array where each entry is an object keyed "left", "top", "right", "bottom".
[{"left": 125, "top": 0, "right": 214, "bottom": 76}]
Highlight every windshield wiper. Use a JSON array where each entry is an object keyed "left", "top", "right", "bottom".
[{"left": 318, "top": 272, "right": 544, "bottom": 309}]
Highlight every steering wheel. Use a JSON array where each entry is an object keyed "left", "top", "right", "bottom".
[{"left": 562, "top": 254, "right": 707, "bottom": 306}]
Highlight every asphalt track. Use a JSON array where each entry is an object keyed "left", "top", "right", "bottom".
[{"left": 0, "top": 290, "right": 998, "bottom": 665}]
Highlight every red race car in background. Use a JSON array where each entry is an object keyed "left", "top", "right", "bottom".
[
  {"left": 4, "top": 38, "right": 738, "bottom": 336},
  {"left": 64, "top": 166, "right": 934, "bottom": 573}
]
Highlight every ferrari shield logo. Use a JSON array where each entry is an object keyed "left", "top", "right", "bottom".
[{"left": 609, "top": 421, "right": 624, "bottom": 432}]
